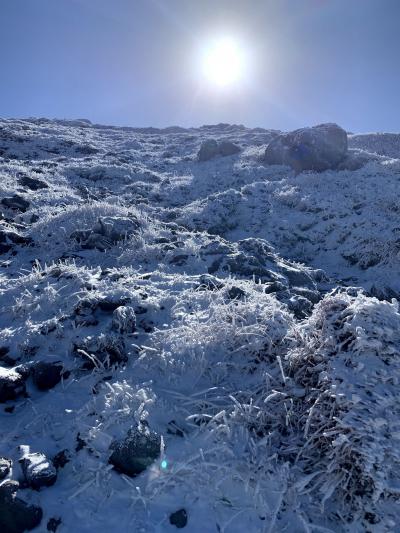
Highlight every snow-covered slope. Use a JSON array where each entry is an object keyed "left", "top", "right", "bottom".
[{"left": 0, "top": 118, "right": 400, "bottom": 532}]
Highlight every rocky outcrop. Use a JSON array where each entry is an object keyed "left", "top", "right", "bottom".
[{"left": 264, "top": 123, "right": 348, "bottom": 172}]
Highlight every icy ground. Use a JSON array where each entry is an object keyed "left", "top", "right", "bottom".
[{"left": 1, "top": 118, "right": 400, "bottom": 532}]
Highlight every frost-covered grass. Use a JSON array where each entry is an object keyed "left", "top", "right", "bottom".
[{"left": 1, "top": 118, "right": 400, "bottom": 532}]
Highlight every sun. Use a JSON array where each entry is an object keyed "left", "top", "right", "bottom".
[{"left": 201, "top": 37, "right": 246, "bottom": 87}]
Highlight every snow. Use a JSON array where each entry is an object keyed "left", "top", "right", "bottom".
[{"left": 0, "top": 117, "right": 400, "bottom": 531}]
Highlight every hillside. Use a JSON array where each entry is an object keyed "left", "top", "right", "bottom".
[{"left": 1, "top": 118, "right": 400, "bottom": 532}]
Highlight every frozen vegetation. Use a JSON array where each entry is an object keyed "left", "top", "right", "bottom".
[{"left": 0, "top": 117, "right": 400, "bottom": 532}]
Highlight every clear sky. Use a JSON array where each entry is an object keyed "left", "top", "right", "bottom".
[{"left": 1, "top": 0, "right": 399, "bottom": 132}]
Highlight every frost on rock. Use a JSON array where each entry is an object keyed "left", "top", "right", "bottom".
[
  {"left": 198, "top": 138, "right": 241, "bottom": 161},
  {"left": 0, "top": 367, "right": 26, "bottom": 402},
  {"left": 264, "top": 122, "right": 348, "bottom": 172},
  {"left": 19, "top": 447, "right": 57, "bottom": 490},
  {"left": 109, "top": 423, "right": 162, "bottom": 477},
  {"left": 71, "top": 215, "right": 140, "bottom": 250}
]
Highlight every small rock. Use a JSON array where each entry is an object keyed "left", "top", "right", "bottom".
[
  {"left": 109, "top": 423, "right": 162, "bottom": 477},
  {"left": 1, "top": 195, "right": 30, "bottom": 212},
  {"left": 52, "top": 449, "right": 71, "bottom": 469},
  {"left": 0, "top": 480, "right": 43, "bottom": 533},
  {"left": 32, "top": 361, "right": 66, "bottom": 391},
  {"left": 19, "top": 448, "right": 57, "bottom": 490},
  {"left": 226, "top": 286, "right": 246, "bottom": 300},
  {"left": 0, "top": 457, "right": 12, "bottom": 479},
  {"left": 47, "top": 517, "right": 62, "bottom": 532},
  {"left": 197, "top": 274, "right": 224, "bottom": 291},
  {"left": 169, "top": 509, "right": 188, "bottom": 529},
  {"left": 111, "top": 306, "right": 136, "bottom": 334},
  {"left": 0, "top": 367, "right": 26, "bottom": 402}
]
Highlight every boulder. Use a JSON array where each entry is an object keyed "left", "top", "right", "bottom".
[
  {"left": 198, "top": 139, "right": 219, "bottom": 161},
  {"left": 109, "top": 423, "right": 161, "bottom": 477},
  {"left": 0, "top": 480, "right": 43, "bottom": 533},
  {"left": 198, "top": 139, "right": 241, "bottom": 161},
  {"left": 19, "top": 448, "right": 57, "bottom": 490},
  {"left": 264, "top": 123, "right": 348, "bottom": 172},
  {"left": 0, "top": 367, "right": 26, "bottom": 402}
]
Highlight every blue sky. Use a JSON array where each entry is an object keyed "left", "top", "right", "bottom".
[{"left": 0, "top": 0, "right": 399, "bottom": 131}]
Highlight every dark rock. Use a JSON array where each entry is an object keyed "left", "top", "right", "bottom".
[
  {"left": 169, "top": 254, "right": 189, "bottom": 266},
  {"left": 226, "top": 286, "right": 246, "bottom": 300},
  {"left": 264, "top": 123, "right": 348, "bottom": 172},
  {"left": 32, "top": 361, "right": 66, "bottom": 391},
  {"left": 0, "top": 457, "right": 12, "bottom": 479},
  {"left": 0, "top": 480, "right": 43, "bottom": 533},
  {"left": 19, "top": 449, "right": 57, "bottom": 490},
  {"left": 74, "top": 335, "right": 127, "bottom": 369},
  {"left": 169, "top": 509, "right": 188, "bottom": 528},
  {"left": 75, "top": 433, "right": 87, "bottom": 452},
  {"left": 0, "top": 346, "right": 11, "bottom": 362},
  {"left": 0, "top": 367, "right": 26, "bottom": 402},
  {"left": 1, "top": 195, "right": 30, "bottom": 212},
  {"left": 0, "top": 243, "right": 13, "bottom": 254},
  {"left": 0, "top": 230, "right": 32, "bottom": 246},
  {"left": 52, "top": 449, "right": 71, "bottom": 469},
  {"left": 197, "top": 274, "right": 224, "bottom": 291},
  {"left": 97, "top": 298, "right": 130, "bottom": 312},
  {"left": 109, "top": 423, "right": 162, "bottom": 477},
  {"left": 47, "top": 517, "right": 62, "bottom": 532},
  {"left": 18, "top": 175, "right": 48, "bottom": 190}
]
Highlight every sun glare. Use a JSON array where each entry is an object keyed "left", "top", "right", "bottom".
[{"left": 202, "top": 38, "right": 245, "bottom": 87}]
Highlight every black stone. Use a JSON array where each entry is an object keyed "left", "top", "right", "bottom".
[
  {"left": 32, "top": 361, "right": 65, "bottom": 391},
  {"left": 0, "top": 480, "right": 43, "bottom": 533},
  {"left": 169, "top": 509, "right": 188, "bottom": 529},
  {"left": 47, "top": 517, "right": 62, "bottom": 532},
  {"left": 52, "top": 449, "right": 71, "bottom": 469}
]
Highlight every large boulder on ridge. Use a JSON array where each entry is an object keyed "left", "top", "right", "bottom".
[{"left": 264, "top": 123, "right": 348, "bottom": 172}]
